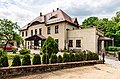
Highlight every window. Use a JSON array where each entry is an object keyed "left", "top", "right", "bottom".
[
  {"left": 26, "top": 31, "right": 27, "bottom": 36},
  {"left": 35, "top": 29, "right": 37, "bottom": 35},
  {"left": 55, "top": 25, "right": 59, "bottom": 33},
  {"left": 31, "top": 30, "right": 33, "bottom": 36},
  {"left": 22, "top": 32, "right": 24, "bottom": 37},
  {"left": 47, "top": 27, "right": 50, "bottom": 34},
  {"left": 39, "top": 28, "right": 42, "bottom": 35},
  {"left": 69, "top": 40, "right": 73, "bottom": 47},
  {"left": 55, "top": 39, "right": 59, "bottom": 44},
  {"left": 76, "top": 40, "right": 81, "bottom": 47}
]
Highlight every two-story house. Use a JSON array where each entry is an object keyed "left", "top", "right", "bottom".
[{"left": 19, "top": 8, "right": 111, "bottom": 53}]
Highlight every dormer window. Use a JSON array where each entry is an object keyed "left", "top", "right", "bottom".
[{"left": 49, "top": 14, "right": 57, "bottom": 20}]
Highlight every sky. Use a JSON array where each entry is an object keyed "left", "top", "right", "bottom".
[{"left": 0, "top": 0, "right": 120, "bottom": 27}]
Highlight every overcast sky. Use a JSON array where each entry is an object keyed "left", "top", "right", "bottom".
[{"left": 0, "top": 0, "right": 120, "bottom": 27}]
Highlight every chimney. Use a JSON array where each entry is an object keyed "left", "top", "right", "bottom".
[
  {"left": 53, "top": 9, "right": 54, "bottom": 12},
  {"left": 57, "top": 8, "right": 59, "bottom": 10},
  {"left": 40, "top": 12, "right": 42, "bottom": 16}
]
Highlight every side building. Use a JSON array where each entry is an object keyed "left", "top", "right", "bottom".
[{"left": 19, "top": 8, "right": 111, "bottom": 53}]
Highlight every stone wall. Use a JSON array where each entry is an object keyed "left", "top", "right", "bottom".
[{"left": 0, "top": 60, "right": 102, "bottom": 78}]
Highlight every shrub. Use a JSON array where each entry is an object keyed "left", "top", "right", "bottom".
[
  {"left": 19, "top": 48, "right": 30, "bottom": 55},
  {"left": 107, "top": 46, "right": 120, "bottom": 51},
  {"left": 50, "top": 53, "right": 57, "bottom": 64},
  {"left": 79, "top": 52, "right": 85, "bottom": 61},
  {"left": 87, "top": 52, "right": 93, "bottom": 60},
  {"left": 0, "top": 56, "right": 9, "bottom": 67},
  {"left": 74, "top": 53, "right": 80, "bottom": 61},
  {"left": 22, "top": 54, "right": 31, "bottom": 66},
  {"left": 12, "top": 48, "right": 17, "bottom": 54},
  {"left": 92, "top": 53, "right": 99, "bottom": 60},
  {"left": 42, "top": 53, "right": 49, "bottom": 64},
  {"left": 12, "top": 55, "right": 21, "bottom": 66},
  {"left": 42, "top": 36, "right": 58, "bottom": 57},
  {"left": 32, "top": 54, "right": 41, "bottom": 65},
  {"left": 57, "top": 55, "right": 63, "bottom": 63},
  {"left": 69, "top": 53, "right": 75, "bottom": 62},
  {"left": 0, "top": 49, "right": 3, "bottom": 57},
  {"left": 63, "top": 53, "right": 69, "bottom": 62}
]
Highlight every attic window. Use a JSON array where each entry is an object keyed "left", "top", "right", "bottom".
[
  {"left": 49, "top": 14, "right": 57, "bottom": 20},
  {"left": 30, "top": 21, "right": 40, "bottom": 26}
]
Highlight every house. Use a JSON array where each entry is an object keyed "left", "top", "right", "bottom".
[{"left": 19, "top": 8, "right": 111, "bottom": 53}]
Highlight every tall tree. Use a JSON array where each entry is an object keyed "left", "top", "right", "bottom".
[
  {"left": 0, "top": 19, "right": 20, "bottom": 51},
  {"left": 82, "top": 17, "right": 98, "bottom": 28}
]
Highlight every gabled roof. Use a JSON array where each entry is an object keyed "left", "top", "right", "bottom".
[{"left": 20, "top": 9, "right": 80, "bottom": 31}]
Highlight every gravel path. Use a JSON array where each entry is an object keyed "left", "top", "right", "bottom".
[{"left": 11, "top": 64, "right": 120, "bottom": 79}]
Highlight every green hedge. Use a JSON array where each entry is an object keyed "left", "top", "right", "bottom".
[
  {"left": 12, "top": 55, "right": 21, "bottom": 66},
  {"left": 69, "top": 53, "right": 75, "bottom": 62},
  {"left": 107, "top": 46, "right": 120, "bottom": 51},
  {"left": 49, "top": 53, "right": 57, "bottom": 64},
  {"left": 0, "top": 56, "right": 9, "bottom": 67},
  {"left": 42, "top": 53, "right": 49, "bottom": 64},
  {"left": 57, "top": 55, "right": 63, "bottom": 63},
  {"left": 22, "top": 54, "right": 31, "bottom": 66},
  {"left": 32, "top": 54, "right": 41, "bottom": 65},
  {"left": 63, "top": 53, "right": 70, "bottom": 62},
  {"left": 19, "top": 48, "right": 30, "bottom": 55}
]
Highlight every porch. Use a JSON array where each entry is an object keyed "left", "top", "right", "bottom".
[{"left": 25, "top": 35, "right": 46, "bottom": 50}]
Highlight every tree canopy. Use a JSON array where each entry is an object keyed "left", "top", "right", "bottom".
[
  {"left": 82, "top": 11, "right": 120, "bottom": 46},
  {"left": 0, "top": 19, "right": 23, "bottom": 50}
]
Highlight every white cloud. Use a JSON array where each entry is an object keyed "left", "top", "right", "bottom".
[{"left": 0, "top": 0, "right": 120, "bottom": 26}]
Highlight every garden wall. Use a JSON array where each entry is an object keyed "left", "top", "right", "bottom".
[{"left": 0, "top": 60, "right": 102, "bottom": 78}]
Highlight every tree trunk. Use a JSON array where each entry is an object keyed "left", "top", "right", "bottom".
[{"left": 4, "top": 41, "right": 9, "bottom": 52}]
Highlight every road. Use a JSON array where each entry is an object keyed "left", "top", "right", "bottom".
[{"left": 12, "top": 58, "right": 120, "bottom": 79}]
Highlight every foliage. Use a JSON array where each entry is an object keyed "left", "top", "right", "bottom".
[
  {"left": 74, "top": 53, "right": 80, "bottom": 61},
  {"left": 19, "top": 48, "right": 30, "bottom": 55},
  {"left": 0, "top": 56, "right": 9, "bottom": 67},
  {"left": 22, "top": 54, "right": 31, "bottom": 66},
  {"left": 57, "top": 55, "right": 63, "bottom": 63},
  {"left": 63, "top": 53, "right": 70, "bottom": 62},
  {"left": 79, "top": 52, "right": 85, "bottom": 61},
  {"left": 81, "top": 11, "right": 120, "bottom": 46},
  {"left": 42, "top": 36, "right": 58, "bottom": 57},
  {"left": 86, "top": 52, "right": 99, "bottom": 60},
  {"left": 69, "top": 53, "right": 75, "bottom": 62},
  {"left": 32, "top": 54, "right": 41, "bottom": 65},
  {"left": 12, "top": 48, "right": 17, "bottom": 54},
  {"left": 12, "top": 55, "right": 21, "bottom": 66},
  {"left": 0, "top": 19, "right": 20, "bottom": 51},
  {"left": 0, "top": 49, "right": 7, "bottom": 57},
  {"left": 107, "top": 46, "right": 120, "bottom": 51},
  {"left": 49, "top": 53, "right": 57, "bottom": 64},
  {"left": 42, "top": 53, "right": 49, "bottom": 64}
]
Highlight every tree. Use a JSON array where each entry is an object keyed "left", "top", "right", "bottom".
[
  {"left": 82, "top": 17, "right": 98, "bottom": 28},
  {"left": 42, "top": 36, "right": 58, "bottom": 57},
  {"left": 0, "top": 19, "right": 20, "bottom": 51}
]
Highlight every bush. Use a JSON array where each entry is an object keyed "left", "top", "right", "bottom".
[
  {"left": 42, "top": 53, "right": 49, "bottom": 64},
  {"left": 32, "top": 54, "right": 41, "bottom": 65},
  {"left": 74, "top": 53, "right": 80, "bottom": 61},
  {"left": 92, "top": 53, "right": 99, "bottom": 60},
  {"left": 50, "top": 53, "right": 57, "bottom": 64},
  {"left": 57, "top": 55, "right": 63, "bottom": 63},
  {"left": 87, "top": 52, "right": 93, "bottom": 60},
  {"left": 79, "top": 52, "right": 85, "bottom": 61},
  {"left": 0, "top": 49, "right": 3, "bottom": 57},
  {"left": 22, "top": 54, "right": 31, "bottom": 66},
  {"left": 12, "top": 55, "right": 21, "bottom": 66},
  {"left": 12, "top": 48, "right": 17, "bottom": 54},
  {"left": 107, "top": 46, "right": 120, "bottom": 51},
  {"left": 19, "top": 48, "right": 30, "bottom": 55},
  {"left": 69, "top": 53, "right": 75, "bottom": 62},
  {"left": 63, "top": 53, "right": 70, "bottom": 62},
  {"left": 42, "top": 36, "right": 58, "bottom": 57},
  {"left": 0, "top": 56, "right": 9, "bottom": 67}
]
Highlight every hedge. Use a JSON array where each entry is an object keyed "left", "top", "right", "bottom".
[
  {"left": 12, "top": 55, "right": 21, "bottom": 66},
  {"left": 0, "top": 56, "right": 9, "bottom": 67},
  {"left": 22, "top": 54, "right": 31, "bottom": 66},
  {"left": 57, "top": 55, "right": 63, "bottom": 63},
  {"left": 32, "top": 54, "right": 41, "bottom": 65},
  {"left": 49, "top": 53, "right": 57, "bottom": 64},
  {"left": 42, "top": 53, "right": 49, "bottom": 64},
  {"left": 19, "top": 48, "right": 30, "bottom": 55}
]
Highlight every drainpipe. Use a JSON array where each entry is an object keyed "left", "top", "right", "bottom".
[{"left": 66, "top": 28, "right": 69, "bottom": 50}]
